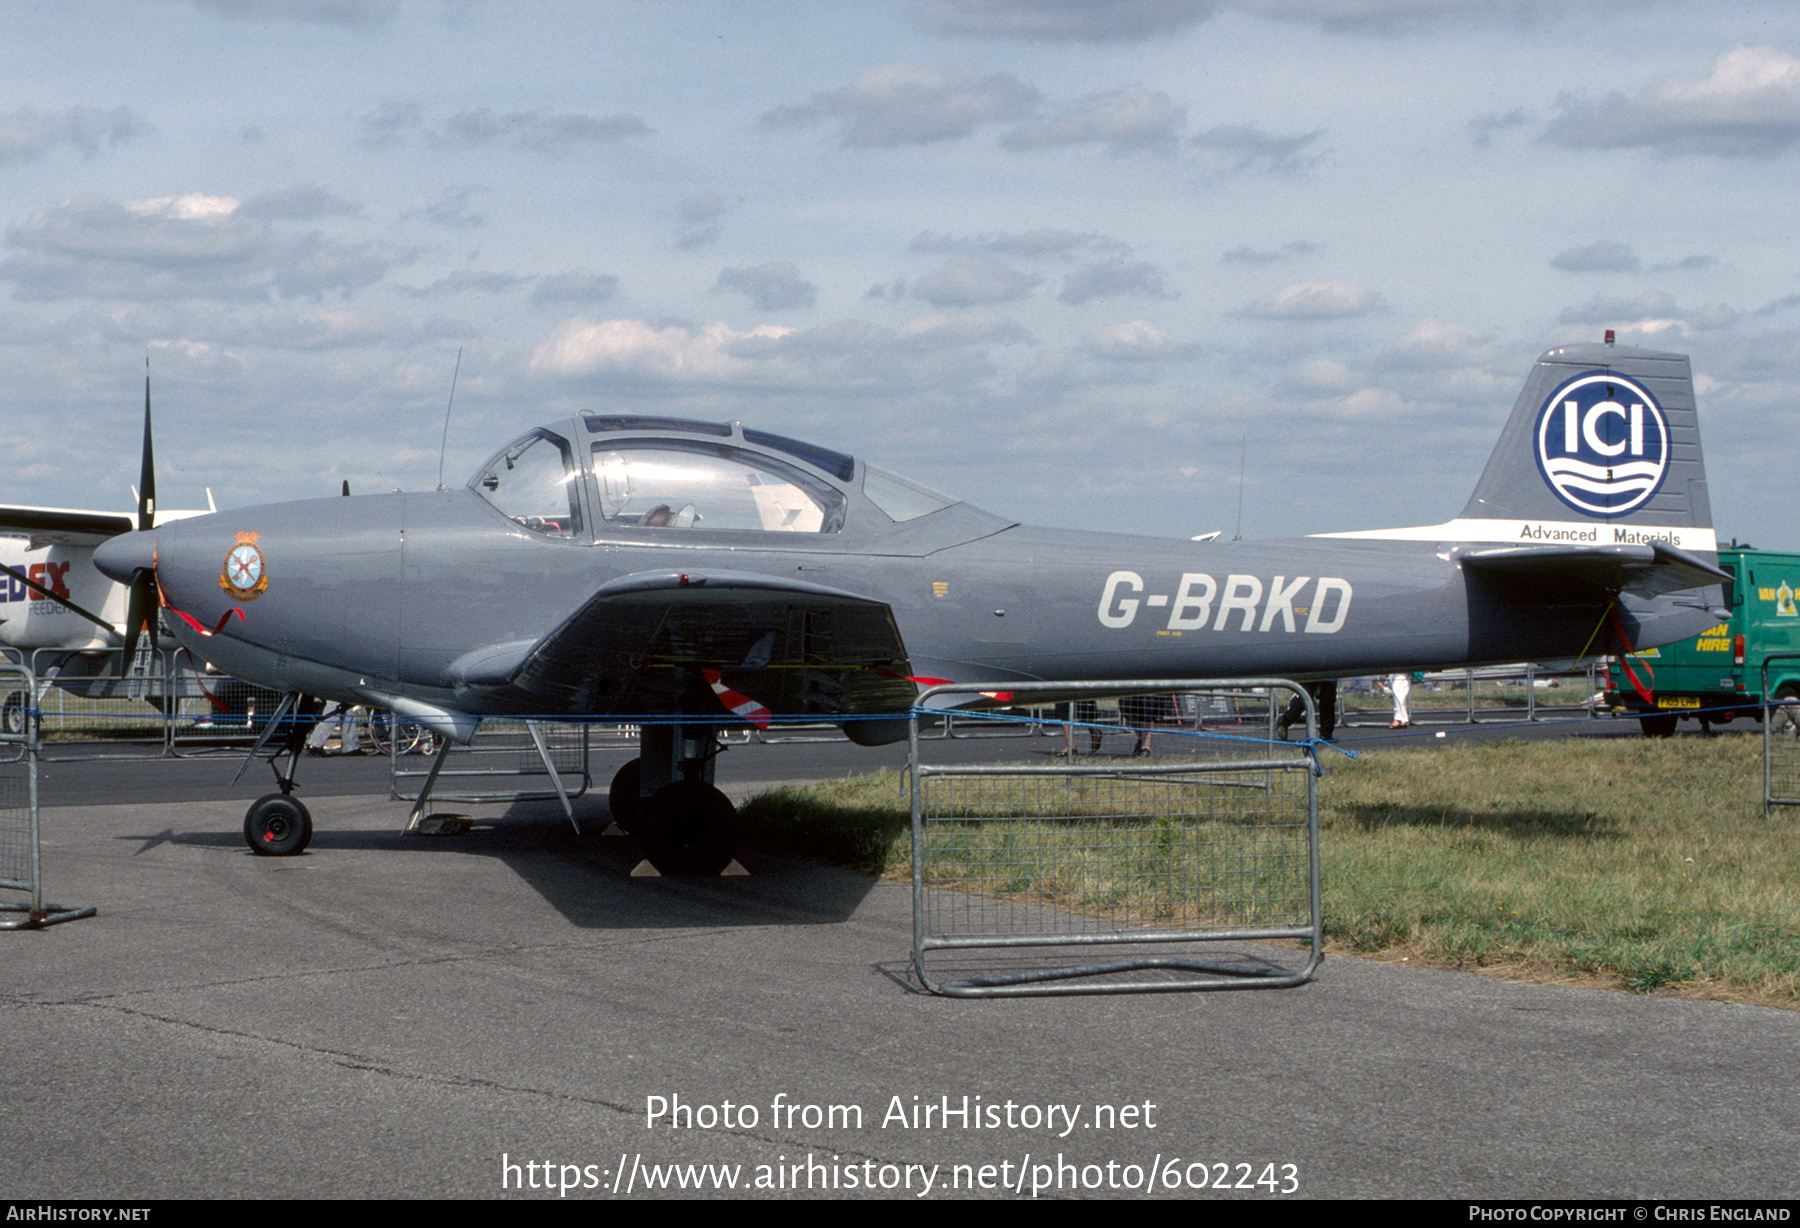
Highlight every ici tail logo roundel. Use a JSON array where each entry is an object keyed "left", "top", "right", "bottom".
[{"left": 1533, "top": 371, "right": 1669, "bottom": 517}]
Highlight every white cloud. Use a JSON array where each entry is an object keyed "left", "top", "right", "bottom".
[
  {"left": 1001, "top": 89, "right": 1185, "bottom": 155},
  {"left": 893, "top": 310, "right": 1034, "bottom": 347},
  {"left": 355, "top": 101, "right": 420, "bottom": 149},
  {"left": 1546, "top": 45, "right": 1800, "bottom": 157},
  {"left": 1080, "top": 319, "right": 1201, "bottom": 361},
  {"left": 1238, "top": 281, "right": 1383, "bottom": 320},
  {"left": 192, "top": 0, "right": 399, "bottom": 24},
  {"left": 1469, "top": 108, "right": 1530, "bottom": 146},
  {"left": 1550, "top": 241, "right": 1641, "bottom": 273},
  {"left": 1221, "top": 240, "right": 1317, "bottom": 266},
  {"left": 530, "top": 318, "right": 797, "bottom": 382},
  {"left": 435, "top": 108, "right": 651, "bottom": 153},
  {"left": 1381, "top": 319, "right": 1494, "bottom": 368},
  {"left": 1332, "top": 385, "right": 1411, "bottom": 418},
  {"left": 911, "top": 254, "right": 1043, "bottom": 305},
  {"left": 529, "top": 311, "right": 1033, "bottom": 397},
  {"left": 713, "top": 262, "right": 818, "bottom": 311},
  {"left": 357, "top": 103, "right": 649, "bottom": 153},
  {"left": 533, "top": 270, "right": 620, "bottom": 306},
  {"left": 675, "top": 193, "right": 738, "bottom": 249},
  {"left": 238, "top": 184, "right": 363, "bottom": 221},
  {"left": 0, "top": 106, "right": 151, "bottom": 166},
  {"left": 1233, "top": 0, "right": 1547, "bottom": 33},
  {"left": 1190, "top": 124, "right": 1325, "bottom": 175},
  {"left": 1058, "top": 259, "right": 1176, "bottom": 305},
  {"left": 395, "top": 271, "right": 527, "bottom": 299},
  {"left": 213, "top": 307, "right": 437, "bottom": 350},
  {"left": 918, "top": 0, "right": 1220, "bottom": 41},
  {"left": 1557, "top": 292, "right": 1739, "bottom": 335},
  {"left": 761, "top": 63, "right": 1039, "bottom": 147},
  {"left": 1285, "top": 358, "right": 1357, "bottom": 393},
  {"left": 911, "top": 229, "right": 1130, "bottom": 257},
  {"left": 423, "top": 186, "right": 486, "bottom": 231},
  {"left": 0, "top": 193, "right": 397, "bottom": 303}
]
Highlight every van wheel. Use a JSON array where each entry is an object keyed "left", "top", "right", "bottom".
[
  {"left": 1639, "top": 713, "right": 1678, "bottom": 738},
  {"left": 1771, "top": 687, "right": 1800, "bottom": 739}
]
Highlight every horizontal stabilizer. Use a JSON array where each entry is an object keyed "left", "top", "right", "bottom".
[{"left": 1459, "top": 540, "right": 1729, "bottom": 599}]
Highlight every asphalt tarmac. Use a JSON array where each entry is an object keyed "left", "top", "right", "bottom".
[{"left": 6, "top": 716, "right": 1794, "bottom": 1200}]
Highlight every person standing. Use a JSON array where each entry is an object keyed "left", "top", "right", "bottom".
[{"left": 1389, "top": 673, "right": 1411, "bottom": 728}]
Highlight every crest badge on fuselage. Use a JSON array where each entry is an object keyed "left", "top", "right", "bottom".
[
  {"left": 220, "top": 531, "right": 268, "bottom": 601},
  {"left": 1533, "top": 371, "right": 1669, "bottom": 517}
]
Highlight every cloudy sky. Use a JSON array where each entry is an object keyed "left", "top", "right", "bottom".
[{"left": 6, "top": 0, "right": 1800, "bottom": 549}]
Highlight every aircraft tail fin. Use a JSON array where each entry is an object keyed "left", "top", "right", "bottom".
[
  {"left": 1459, "top": 340, "right": 1713, "bottom": 549},
  {"left": 1317, "top": 341, "right": 1716, "bottom": 567}
]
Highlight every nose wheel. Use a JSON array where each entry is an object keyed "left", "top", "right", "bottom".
[{"left": 245, "top": 794, "right": 313, "bottom": 856}]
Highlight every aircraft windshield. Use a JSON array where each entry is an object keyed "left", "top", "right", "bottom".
[
  {"left": 471, "top": 430, "right": 584, "bottom": 538},
  {"left": 862, "top": 464, "right": 958, "bottom": 522},
  {"left": 593, "top": 441, "right": 846, "bottom": 533}
]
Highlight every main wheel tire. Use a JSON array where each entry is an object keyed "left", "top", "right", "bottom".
[
  {"left": 638, "top": 780, "right": 736, "bottom": 876},
  {"left": 1639, "top": 712, "right": 1678, "bottom": 738},
  {"left": 1771, "top": 687, "right": 1800, "bottom": 739},
  {"left": 245, "top": 794, "right": 313, "bottom": 856},
  {"left": 607, "top": 759, "right": 644, "bottom": 833},
  {"left": 2, "top": 694, "right": 25, "bottom": 737}
]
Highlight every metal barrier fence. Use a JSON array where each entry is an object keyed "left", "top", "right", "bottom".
[
  {"left": 0, "top": 662, "right": 93, "bottom": 929},
  {"left": 1338, "top": 662, "right": 1608, "bottom": 727},
  {"left": 0, "top": 645, "right": 283, "bottom": 758},
  {"left": 390, "top": 719, "right": 595, "bottom": 806},
  {"left": 909, "top": 680, "right": 1323, "bottom": 996},
  {"left": 1763, "top": 654, "right": 1800, "bottom": 813}
]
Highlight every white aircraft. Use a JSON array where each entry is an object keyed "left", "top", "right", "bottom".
[{"left": 0, "top": 377, "right": 215, "bottom": 730}]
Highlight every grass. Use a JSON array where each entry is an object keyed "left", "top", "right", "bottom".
[{"left": 737, "top": 736, "right": 1800, "bottom": 1008}]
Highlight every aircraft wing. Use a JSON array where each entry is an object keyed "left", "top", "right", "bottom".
[
  {"left": 447, "top": 568, "right": 920, "bottom": 726},
  {"left": 1458, "top": 540, "right": 1730, "bottom": 599},
  {"left": 0, "top": 505, "right": 135, "bottom": 549}
]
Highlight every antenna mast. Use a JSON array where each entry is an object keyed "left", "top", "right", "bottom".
[
  {"left": 437, "top": 347, "right": 463, "bottom": 492},
  {"left": 1233, "top": 428, "right": 1246, "bottom": 541}
]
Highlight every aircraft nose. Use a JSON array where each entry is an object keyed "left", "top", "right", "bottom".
[{"left": 93, "top": 529, "right": 158, "bottom": 583}]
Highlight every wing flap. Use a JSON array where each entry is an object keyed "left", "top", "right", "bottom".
[{"left": 449, "top": 568, "right": 919, "bottom": 722}]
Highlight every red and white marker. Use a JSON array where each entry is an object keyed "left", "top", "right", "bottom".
[{"left": 701, "top": 669, "right": 772, "bottom": 729}]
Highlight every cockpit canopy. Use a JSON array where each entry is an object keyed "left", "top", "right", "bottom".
[{"left": 469, "top": 415, "right": 962, "bottom": 541}]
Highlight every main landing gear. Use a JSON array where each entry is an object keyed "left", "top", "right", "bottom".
[
  {"left": 234, "top": 695, "right": 741, "bottom": 875},
  {"left": 609, "top": 722, "right": 740, "bottom": 876}
]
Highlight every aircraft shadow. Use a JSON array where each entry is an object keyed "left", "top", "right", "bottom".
[{"left": 120, "top": 794, "right": 882, "bottom": 929}]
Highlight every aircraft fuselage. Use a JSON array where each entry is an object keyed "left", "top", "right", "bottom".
[{"left": 123, "top": 484, "right": 1711, "bottom": 722}]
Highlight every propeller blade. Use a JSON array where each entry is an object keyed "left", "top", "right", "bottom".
[
  {"left": 120, "top": 574, "right": 151, "bottom": 678},
  {"left": 139, "top": 359, "right": 156, "bottom": 532},
  {"left": 116, "top": 359, "right": 163, "bottom": 678}
]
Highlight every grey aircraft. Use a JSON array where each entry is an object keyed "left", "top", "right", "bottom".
[{"left": 92, "top": 338, "right": 1728, "bottom": 871}]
